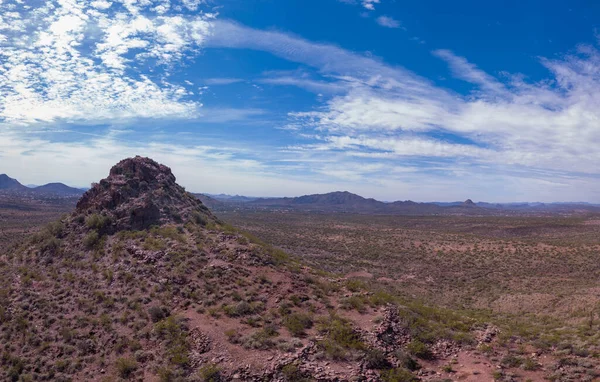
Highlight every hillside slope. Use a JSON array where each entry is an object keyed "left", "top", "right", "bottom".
[
  {"left": 33, "top": 183, "right": 84, "bottom": 196},
  {"left": 0, "top": 174, "right": 27, "bottom": 191},
  {"left": 1, "top": 157, "right": 581, "bottom": 382}
]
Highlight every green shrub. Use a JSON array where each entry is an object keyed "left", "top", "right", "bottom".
[
  {"left": 151, "top": 226, "right": 185, "bottom": 242},
  {"left": 46, "top": 221, "right": 65, "bottom": 237},
  {"left": 198, "top": 363, "right": 221, "bottom": 382},
  {"left": 364, "top": 348, "right": 391, "bottom": 369},
  {"left": 501, "top": 354, "right": 523, "bottom": 368},
  {"left": 394, "top": 350, "right": 420, "bottom": 371},
  {"left": 346, "top": 279, "right": 366, "bottom": 292},
  {"left": 243, "top": 327, "right": 278, "bottom": 350},
  {"left": 41, "top": 237, "right": 62, "bottom": 253},
  {"left": 407, "top": 340, "right": 434, "bottom": 360},
  {"left": 116, "top": 357, "right": 138, "bottom": 378},
  {"left": 522, "top": 357, "right": 538, "bottom": 371},
  {"left": 280, "top": 362, "right": 311, "bottom": 382},
  {"left": 86, "top": 214, "right": 111, "bottom": 231},
  {"left": 83, "top": 231, "right": 100, "bottom": 249},
  {"left": 192, "top": 211, "right": 208, "bottom": 226},
  {"left": 316, "top": 314, "right": 364, "bottom": 360},
  {"left": 223, "top": 301, "right": 256, "bottom": 317},
  {"left": 154, "top": 316, "right": 190, "bottom": 368},
  {"left": 341, "top": 295, "right": 367, "bottom": 313},
  {"left": 380, "top": 368, "right": 418, "bottom": 382},
  {"left": 283, "top": 313, "right": 313, "bottom": 337},
  {"left": 143, "top": 236, "right": 166, "bottom": 250},
  {"left": 148, "top": 306, "right": 168, "bottom": 323},
  {"left": 224, "top": 329, "right": 241, "bottom": 344}
]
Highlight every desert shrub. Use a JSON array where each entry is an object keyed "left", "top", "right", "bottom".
[
  {"left": 151, "top": 226, "right": 185, "bottom": 242},
  {"left": 407, "top": 340, "right": 434, "bottom": 360},
  {"left": 224, "top": 301, "right": 264, "bottom": 318},
  {"left": 5, "top": 356, "right": 25, "bottom": 382},
  {"left": 154, "top": 316, "right": 190, "bottom": 367},
  {"left": 224, "top": 329, "right": 241, "bottom": 344},
  {"left": 346, "top": 279, "right": 366, "bottom": 292},
  {"left": 143, "top": 236, "right": 166, "bottom": 250},
  {"left": 369, "top": 290, "right": 396, "bottom": 306},
  {"left": 243, "top": 327, "right": 278, "bottom": 350},
  {"left": 278, "top": 302, "right": 292, "bottom": 316},
  {"left": 283, "top": 313, "right": 313, "bottom": 337},
  {"left": 117, "top": 230, "right": 147, "bottom": 240},
  {"left": 198, "top": 363, "right": 221, "bottom": 382},
  {"left": 192, "top": 211, "right": 208, "bottom": 226},
  {"left": 522, "top": 357, "right": 538, "bottom": 371},
  {"left": 264, "top": 245, "right": 291, "bottom": 265},
  {"left": 46, "top": 221, "right": 65, "bottom": 237},
  {"left": 364, "top": 348, "right": 392, "bottom": 369},
  {"left": 83, "top": 231, "right": 100, "bottom": 249},
  {"left": 41, "top": 237, "right": 62, "bottom": 253},
  {"left": 394, "top": 350, "right": 420, "bottom": 371},
  {"left": 316, "top": 314, "right": 364, "bottom": 360},
  {"left": 442, "top": 364, "right": 454, "bottom": 373},
  {"left": 85, "top": 214, "right": 111, "bottom": 231},
  {"left": 501, "top": 354, "right": 523, "bottom": 368},
  {"left": 116, "top": 357, "right": 138, "bottom": 378},
  {"left": 380, "top": 368, "right": 417, "bottom": 382},
  {"left": 148, "top": 306, "right": 168, "bottom": 323},
  {"left": 340, "top": 295, "right": 367, "bottom": 313},
  {"left": 280, "top": 362, "right": 311, "bottom": 382}
]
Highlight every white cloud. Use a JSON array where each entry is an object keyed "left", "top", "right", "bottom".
[
  {"left": 203, "top": 78, "right": 244, "bottom": 85},
  {"left": 259, "top": 76, "right": 348, "bottom": 94},
  {"left": 0, "top": 0, "right": 213, "bottom": 126},
  {"left": 376, "top": 15, "right": 401, "bottom": 29},
  {"left": 433, "top": 49, "right": 506, "bottom": 94},
  {"left": 362, "top": 0, "right": 380, "bottom": 10},
  {"left": 207, "top": 20, "right": 600, "bottom": 200}
]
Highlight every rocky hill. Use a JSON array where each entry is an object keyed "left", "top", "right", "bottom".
[
  {"left": 0, "top": 174, "right": 83, "bottom": 197},
  {"left": 32, "top": 183, "right": 84, "bottom": 197},
  {"left": 248, "top": 191, "right": 388, "bottom": 213},
  {"left": 0, "top": 174, "right": 27, "bottom": 191},
  {"left": 0, "top": 156, "right": 540, "bottom": 381}
]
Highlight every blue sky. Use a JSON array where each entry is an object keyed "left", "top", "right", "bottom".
[{"left": 2, "top": 0, "right": 600, "bottom": 202}]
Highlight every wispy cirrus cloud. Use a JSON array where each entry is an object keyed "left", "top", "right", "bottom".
[
  {"left": 338, "top": 0, "right": 381, "bottom": 10},
  {"left": 0, "top": 0, "right": 214, "bottom": 126},
  {"left": 203, "top": 78, "right": 244, "bottom": 85},
  {"left": 376, "top": 16, "right": 402, "bottom": 29},
  {"left": 206, "top": 20, "right": 600, "bottom": 201}
]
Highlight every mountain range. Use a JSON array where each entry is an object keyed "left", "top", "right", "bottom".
[
  {"left": 0, "top": 174, "right": 84, "bottom": 197},
  {"left": 201, "top": 190, "right": 600, "bottom": 216},
  {"left": 4, "top": 172, "right": 600, "bottom": 215}
]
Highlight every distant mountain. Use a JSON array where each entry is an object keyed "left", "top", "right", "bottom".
[
  {"left": 248, "top": 191, "right": 384, "bottom": 212},
  {"left": 462, "top": 199, "right": 477, "bottom": 207},
  {"left": 193, "top": 193, "right": 225, "bottom": 210},
  {"left": 0, "top": 174, "right": 27, "bottom": 191},
  {"left": 207, "top": 193, "right": 260, "bottom": 203},
  {"left": 216, "top": 191, "right": 600, "bottom": 216},
  {"left": 0, "top": 174, "right": 83, "bottom": 197},
  {"left": 32, "top": 182, "right": 85, "bottom": 196}
]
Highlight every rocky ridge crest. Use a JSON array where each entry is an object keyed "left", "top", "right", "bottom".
[{"left": 76, "top": 156, "right": 214, "bottom": 231}]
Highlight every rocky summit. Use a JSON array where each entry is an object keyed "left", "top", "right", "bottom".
[{"left": 76, "top": 156, "right": 215, "bottom": 231}]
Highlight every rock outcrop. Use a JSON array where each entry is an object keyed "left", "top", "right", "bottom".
[{"left": 76, "top": 156, "right": 214, "bottom": 230}]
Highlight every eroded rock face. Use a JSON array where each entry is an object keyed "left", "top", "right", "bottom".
[{"left": 76, "top": 156, "right": 213, "bottom": 231}]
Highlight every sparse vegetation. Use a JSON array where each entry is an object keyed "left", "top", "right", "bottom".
[
  {"left": 282, "top": 312, "right": 313, "bottom": 337},
  {"left": 3, "top": 157, "right": 600, "bottom": 381},
  {"left": 116, "top": 357, "right": 138, "bottom": 378}
]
